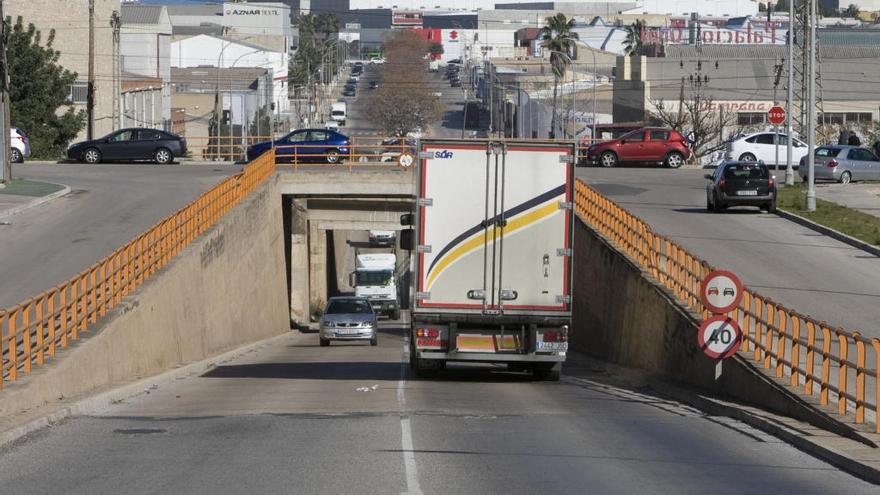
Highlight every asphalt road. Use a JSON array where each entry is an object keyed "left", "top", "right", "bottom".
[
  {"left": 575, "top": 166, "right": 880, "bottom": 338},
  {"left": 0, "top": 323, "right": 874, "bottom": 494},
  {"left": 0, "top": 162, "right": 239, "bottom": 308}
]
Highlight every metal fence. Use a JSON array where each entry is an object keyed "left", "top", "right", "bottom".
[
  {"left": 573, "top": 179, "right": 880, "bottom": 432},
  {"left": 0, "top": 150, "right": 277, "bottom": 389}
]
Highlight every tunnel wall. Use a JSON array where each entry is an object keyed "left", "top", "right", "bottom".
[
  {"left": 1, "top": 175, "right": 289, "bottom": 418},
  {"left": 569, "top": 216, "right": 855, "bottom": 435}
]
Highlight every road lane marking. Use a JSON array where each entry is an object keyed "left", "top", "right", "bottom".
[{"left": 399, "top": 317, "right": 424, "bottom": 495}]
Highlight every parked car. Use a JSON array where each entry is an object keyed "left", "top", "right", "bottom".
[
  {"left": 582, "top": 127, "right": 691, "bottom": 168},
  {"left": 342, "top": 86, "right": 357, "bottom": 97},
  {"left": 705, "top": 160, "right": 776, "bottom": 213},
  {"left": 346, "top": 77, "right": 358, "bottom": 85},
  {"left": 724, "top": 131, "right": 808, "bottom": 168},
  {"left": 369, "top": 80, "right": 379, "bottom": 89},
  {"left": 10, "top": 127, "right": 30, "bottom": 163},
  {"left": 369, "top": 57, "right": 385, "bottom": 64},
  {"left": 246, "top": 128, "right": 351, "bottom": 164},
  {"left": 67, "top": 128, "right": 186, "bottom": 164},
  {"left": 324, "top": 121, "right": 340, "bottom": 131},
  {"left": 319, "top": 296, "right": 378, "bottom": 346},
  {"left": 798, "top": 145, "right": 880, "bottom": 184},
  {"left": 450, "top": 78, "right": 461, "bottom": 87}
]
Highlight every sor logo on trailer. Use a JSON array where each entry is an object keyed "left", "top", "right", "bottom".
[{"left": 433, "top": 150, "right": 454, "bottom": 159}]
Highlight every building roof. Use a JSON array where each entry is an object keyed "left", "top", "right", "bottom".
[
  {"left": 121, "top": 5, "right": 165, "bottom": 25},
  {"left": 166, "top": 4, "right": 223, "bottom": 16},
  {"left": 171, "top": 67, "right": 269, "bottom": 92}
]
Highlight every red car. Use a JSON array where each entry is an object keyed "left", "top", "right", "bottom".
[{"left": 582, "top": 127, "right": 691, "bottom": 168}]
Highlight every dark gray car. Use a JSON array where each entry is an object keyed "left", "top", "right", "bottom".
[
  {"left": 798, "top": 145, "right": 880, "bottom": 184},
  {"left": 67, "top": 128, "right": 186, "bottom": 164},
  {"left": 319, "top": 296, "right": 378, "bottom": 346}
]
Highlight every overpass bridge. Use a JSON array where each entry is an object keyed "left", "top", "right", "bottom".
[{"left": 0, "top": 150, "right": 878, "bottom": 491}]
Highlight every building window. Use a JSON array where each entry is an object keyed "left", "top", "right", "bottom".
[
  {"left": 822, "top": 112, "right": 872, "bottom": 125},
  {"left": 68, "top": 82, "right": 88, "bottom": 104},
  {"left": 737, "top": 112, "right": 765, "bottom": 126}
]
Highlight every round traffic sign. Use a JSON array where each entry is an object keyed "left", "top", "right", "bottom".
[
  {"left": 767, "top": 105, "right": 786, "bottom": 125},
  {"left": 697, "top": 316, "right": 743, "bottom": 359},
  {"left": 700, "top": 269, "right": 743, "bottom": 314},
  {"left": 398, "top": 152, "right": 414, "bottom": 168}
]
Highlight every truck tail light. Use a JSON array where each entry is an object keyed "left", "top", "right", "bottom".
[
  {"left": 416, "top": 328, "right": 439, "bottom": 338},
  {"left": 542, "top": 327, "right": 568, "bottom": 343}
]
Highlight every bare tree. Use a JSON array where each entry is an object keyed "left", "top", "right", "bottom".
[
  {"left": 365, "top": 30, "right": 443, "bottom": 136},
  {"left": 649, "top": 96, "right": 738, "bottom": 160}
]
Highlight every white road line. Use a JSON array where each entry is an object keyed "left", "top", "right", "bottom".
[{"left": 398, "top": 321, "right": 424, "bottom": 495}]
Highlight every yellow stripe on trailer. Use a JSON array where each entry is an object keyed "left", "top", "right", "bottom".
[{"left": 456, "top": 335, "right": 522, "bottom": 352}]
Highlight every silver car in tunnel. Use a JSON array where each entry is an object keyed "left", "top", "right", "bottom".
[{"left": 319, "top": 296, "right": 378, "bottom": 347}]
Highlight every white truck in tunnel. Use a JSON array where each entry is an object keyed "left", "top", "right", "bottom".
[
  {"left": 352, "top": 253, "right": 400, "bottom": 320},
  {"left": 401, "top": 140, "right": 575, "bottom": 380}
]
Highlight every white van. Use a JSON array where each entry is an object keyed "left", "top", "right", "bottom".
[{"left": 331, "top": 102, "right": 347, "bottom": 126}]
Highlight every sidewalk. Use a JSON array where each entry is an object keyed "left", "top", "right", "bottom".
[
  {"left": 0, "top": 179, "right": 69, "bottom": 219},
  {"left": 814, "top": 182, "right": 880, "bottom": 219}
]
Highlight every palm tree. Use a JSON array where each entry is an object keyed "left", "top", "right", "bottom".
[
  {"left": 622, "top": 19, "right": 644, "bottom": 57},
  {"left": 540, "top": 13, "right": 579, "bottom": 139}
]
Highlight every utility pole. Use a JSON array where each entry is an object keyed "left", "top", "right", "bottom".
[
  {"left": 773, "top": 59, "right": 784, "bottom": 172},
  {"left": 87, "top": 0, "right": 95, "bottom": 140},
  {"left": 0, "top": 0, "right": 11, "bottom": 186},
  {"left": 111, "top": 10, "right": 121, "bottom": 130},
  {"left": 785, "top": 0, "right": 795, "bottom": 186},
  {"left": 806, "top": 0, "right": 817, "bottom": 211}
]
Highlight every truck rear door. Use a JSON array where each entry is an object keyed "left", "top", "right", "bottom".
[{"left": 416, "top": 141, "right": 574, "bottom": 316}]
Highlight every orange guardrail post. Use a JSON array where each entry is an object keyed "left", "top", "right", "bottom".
[
  {"left": 776, "top": 305, "right": 787, "bottom": 378},
  {"left": 8, "top": 307, "right": 17, "bottom": 382},
  {"left": 838, "top": 331, "right": 849, "bottom": 416},
  {"left": 820, "top": 324, "right": 832, "bottom": 405},
  {"left": 873, "top": 338, "right": 880, "bottom": 433},
  {"left": 0, "top": 310, "right": 6, "bottom": 388},
  {"left": 853, "top": 332, "right": 865, "bottom": 424},
  {"left": 805, "top": 320, "right": 816, "bottom": 395},
  {"left": 790, "top": 314, "right": 801, "bottom": 387}
]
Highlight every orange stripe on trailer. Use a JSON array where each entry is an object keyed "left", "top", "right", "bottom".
[{"left": 455, "top": 335, "right": 521, "bottom": 352}]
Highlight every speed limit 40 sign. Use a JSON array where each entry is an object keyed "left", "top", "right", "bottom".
[{"left": 697, "top": 316, "right": 742, "bottom": 360}]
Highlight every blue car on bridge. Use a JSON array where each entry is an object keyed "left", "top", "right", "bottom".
[{"left": 247, "top": 129, "right": 351, "bottom": 164}]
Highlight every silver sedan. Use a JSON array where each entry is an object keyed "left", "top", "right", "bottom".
[
  {"left": 798, "top": 145, "right": 880, "bottom": 184},
  {"left": 319, "top": 296, "right": 378, "bottom": 347}
]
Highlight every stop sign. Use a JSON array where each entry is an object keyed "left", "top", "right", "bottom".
[{"left": 767, "top": 105, "right": 786, "bottom": 125}]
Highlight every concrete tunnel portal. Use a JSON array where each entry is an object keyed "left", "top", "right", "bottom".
[{"left": 279, "top": 169, "right": 416, "bottom": 328}]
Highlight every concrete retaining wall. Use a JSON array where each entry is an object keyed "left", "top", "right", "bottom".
[
  {"left": 570, "top": 216, "right": 859, "bottom": 437},
  {"left": 1, "top": 175, "right": 289, "bottom": 418}
]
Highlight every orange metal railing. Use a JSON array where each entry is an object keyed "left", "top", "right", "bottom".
[
  {"left": 573, "top": 179, "right": 880, "bottom": 432},
  {"left": 0, "top": 150, "right": 277, "bottom": 388}
]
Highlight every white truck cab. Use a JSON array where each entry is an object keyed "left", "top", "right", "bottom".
[
  {"left": 331, "top": 102, "right": 347, "bottom": 126},
  {"left": 352, "top": 253, "right": 400, "bottom": 320}
]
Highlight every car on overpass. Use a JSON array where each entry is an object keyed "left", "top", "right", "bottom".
[
  {"left": 705, "top": 160, "right": 777, "bottom": 213},
  {"left": 246, "top": 129, "right": 351, "bottom": 164},
  {"left": 798, "top": 145, "right": 880, "bottom": 184},
  {"left": 319, "top": 296, "right": 378, "bottom": 346},
  {"left": 581, "top": 127, "right": 691, "bottom": 168},
  {"left": 67, "top": 128, "right": 186, "bottom": 165}
]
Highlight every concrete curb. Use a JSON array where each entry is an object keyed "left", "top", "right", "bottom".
[
  {"left": 649, "top": 380, "right": 880, "bottom": 485},
  {"left": 0, "top": 184, "right": 71, "bottom": 219},
  {"left": 0, "top": 331, "right": 294, "bottom": 448},
  {"left": 776, "top": 208, "right": 880, "bottom": 258}
]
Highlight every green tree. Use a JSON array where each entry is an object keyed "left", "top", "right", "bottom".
[
  {"left": 844, "top": 4, "right": 860, "bottom": 17},
  {"left": 6, "top": 16, "right": 85, "bottom": 159},
  {"left": 540, "top": 13, "right": 579, "bottom": 139},
  {"left": 622, "top": 19, "right": 645, "bottom": 57}
]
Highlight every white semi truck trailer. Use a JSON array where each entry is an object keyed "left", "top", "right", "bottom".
[{"left": 400, "top": 140, "right": 575, "bottom": 380}]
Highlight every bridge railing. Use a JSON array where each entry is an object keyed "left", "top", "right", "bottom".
[
  {"left": 574, "top": 179, "right": 880, "bottom": 432},
  {"left": 0, "top": 150, "right": 277, "bottom": 390}
]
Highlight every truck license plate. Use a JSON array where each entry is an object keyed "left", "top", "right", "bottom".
[
  {"left": 737, "top": 190, "right": 758, "bottom": 196},
  {"left": 536, "top": 342, "right": 568, "bottom": 352}
]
